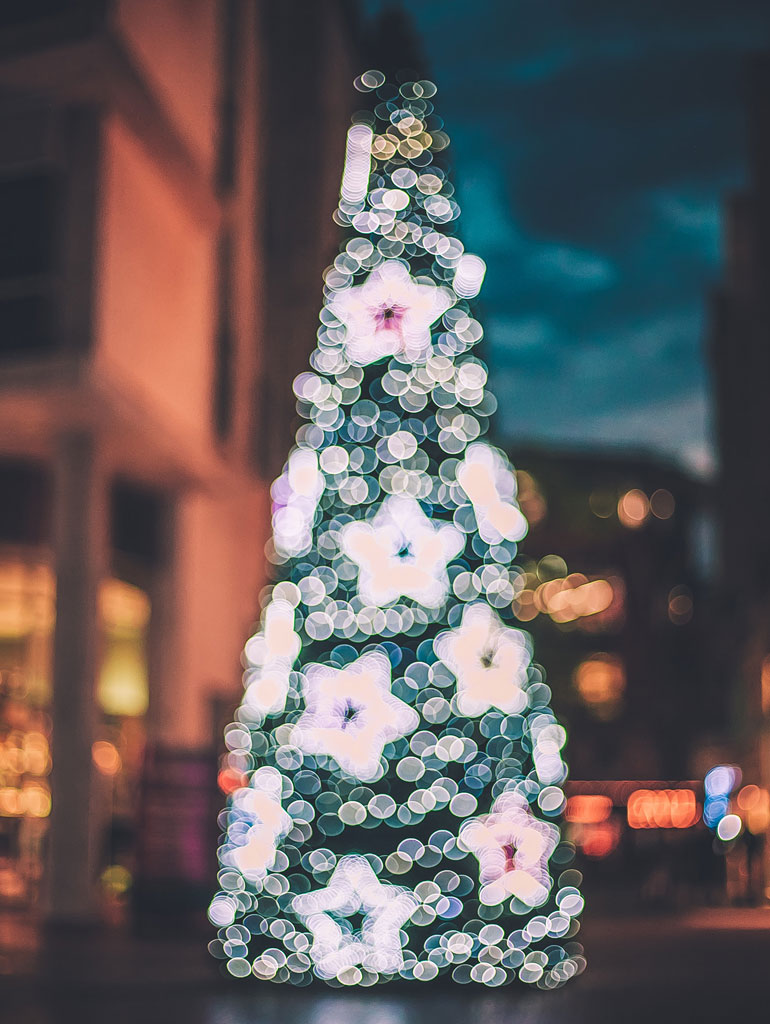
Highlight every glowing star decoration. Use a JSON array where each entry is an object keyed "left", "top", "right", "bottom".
[
  {"left": 330, "top": 260, "right": 454, "bottom": 366},
  {"left": 342, "top": 495, "right": 464, "bottom": 609},
  {"left": 460, "top": 792, "right": 559, "bottom": 907},
  {"left": 228, "top": 767, "right": 292, "bottom": 881},
  {"left": 457, "top": 443, "right": 528, "bottom": 545},
  {"left": 290, "top": 651, "right": 418, "bottom": 782},
  {"left": 243, "top": 599, "right": 301, "bottom": 716},
  {"left": 272, "top": 448, "right": 324, "bottom": 558},
  {"left": 293, "top": 854, "right": 417, "bottom": 979},
  {"left": 435, "top": 602, "right": 530, "bottom": 717}
]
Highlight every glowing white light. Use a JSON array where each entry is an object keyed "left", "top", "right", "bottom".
[
  {"left": 244, "top": 599, "right": 301, "bottom": 716},
  {"left": 341, "top": 124, "right": 373, "bottom": 204},
  {"left": 294, "top": 854, "right": 417, "bottom": 979},
  {"left": 453, "top": 253, "right": 486, "bottom": 298},
  {"left": 342, "top": 495, "right": 464, "bottom": 609},
  {"left": 457, "top": 443, "right": 528, "bottom": 544},
  {"left": 716, "top": 813, "right": 742, "bottom": 842},
  {"left": 245, "top": 600, "right": 301, "bottom": 667},
  {"left": 435, "top": 602, "right": 530, "bottom": 716},
  {"left": 228, "top": 767, "right": 292, "bottom": 881},
  {"left": 330, "top": 261, "right": 454, "bottom": 366},
  {"left": 459, "top": 791, "right": 559, "bottom": 907},
  {"left": 290, "top": 651, "right": 419, "bottom": 781},
  {"left": 272, "top": 449, "right": 323, "bottom": 558}
]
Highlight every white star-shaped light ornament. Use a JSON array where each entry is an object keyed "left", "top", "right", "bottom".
[
  {"left": 459, "top": 791, "right": 559, "bottom": 908},
  {"left": 329, "top": 260, "right": 454, "bottom": 366},
  {"left": 228, "top": 767, "right": 292, "bottom": 881},
  {"left": 289, "top": 651, "right": 418, "bottom": 782},
  {"left": 243, "top": 598, "right": 301, "bottom": 717},
  {"left": 341, "top": 495, "right": 464, "bottom": 609},
  {"left": 434, "top": 602, "right": 531, "bottom": 717},
  {"left": 271, "top": 448, "right": 324, "bottom": 558},
  {"left": 293, "top": 854, "right": 417, "bottom": 979},
  {"left": 457, "top": 442, "right": 528, "bottom": 545}
]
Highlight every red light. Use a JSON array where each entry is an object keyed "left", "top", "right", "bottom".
[{"left": 218, "top": 767, "right": 246, "bottom": 794}]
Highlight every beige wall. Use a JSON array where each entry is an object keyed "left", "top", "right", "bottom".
[
  {"left": 150, "top": 482, "right": 270, "bottom": 749},
  {"left": 116, "top": 0, "right": 220, "bottom": 175},
  {"left": 94, "top": 115, "right": 216, "bottom": 450}
]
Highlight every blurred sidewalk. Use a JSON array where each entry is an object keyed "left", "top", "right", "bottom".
[
  {"left": 1, "top": 905, "right": 769, "bottom": 995},
  {"left": 0, "top": 910, "right": 221, "bottom": 994}
]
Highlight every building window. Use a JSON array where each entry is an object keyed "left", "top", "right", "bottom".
[
  {"left": 0, "top": 172, "right": 58, "bottom": 359},
  {"left": 110, "top": 480, "right": 167, "bottom": 570},
  {"left": 0, "top": 460, "right": 50, "bottom": 545}
]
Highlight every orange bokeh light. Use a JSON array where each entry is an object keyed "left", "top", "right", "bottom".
[
  {"left": 92, "top": 740, "right": 122, "bottom": 777},
  {"left": 627, "top": 788, "right": 700, "bottom": 829},
  {"left": 566, "top": 794, "right": 613, "bottom": 824},
  {"left": 618, "top": 489, "right": 649, "bottom": 528},
  {"left": 218, "top": 767, "right": 247, "bottom": 794}
]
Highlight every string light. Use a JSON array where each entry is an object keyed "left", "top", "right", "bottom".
[
  {"left": 340, "top": 124, "right": 373, "bottom": 205},
  {"left": 210, "top": 72, "right": 583, "bottom": 990}
]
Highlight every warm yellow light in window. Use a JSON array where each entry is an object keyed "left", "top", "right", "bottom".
[
  {"left": 98, "top": 579, "right": 150, "bottom": 717},
  {"left": 0, "top": 561, "right": 54, "bottom": 638},
  {"left": 100, "top": 579, "right": 150, "bottom": 634},
  {"left": 98, "top": 638, "right": 148, "bottom": 717},
  {"left": 574, "top": 655, "right": 625, "bottom": 717}
]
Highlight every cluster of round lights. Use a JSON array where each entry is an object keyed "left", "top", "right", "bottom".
[{"left": 211, "top": 73, "right": 583, "bottom": 988}]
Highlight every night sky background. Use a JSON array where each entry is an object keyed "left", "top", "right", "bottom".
[{"left": 364, "top": 0, "right": 770, "bottom": 477}]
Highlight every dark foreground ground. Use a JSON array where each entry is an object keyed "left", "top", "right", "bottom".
[{"left": 1, "top": 908, "right": 769, "bottom": 1024}]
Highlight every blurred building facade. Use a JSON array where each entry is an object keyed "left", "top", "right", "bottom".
[
  {"left": 709, "top": 51, "right": 770, "bottom": 895},
  {"left": 509, "top": 447, "right": 711, "bottom": 775},
  {"left": 508, "top": 446, "right": 714, "bottom": 892},
  {"left": 0, "top": 0, "right": 357, "bottom": 928}
]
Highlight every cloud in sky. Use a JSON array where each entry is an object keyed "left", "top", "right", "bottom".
[{"left": 364, "top": 0, "right": 770, "bottom": 476}]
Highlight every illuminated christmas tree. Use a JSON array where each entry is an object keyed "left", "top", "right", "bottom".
[{"left": 209, "top": 71, "right": 585, "bottom": 989}]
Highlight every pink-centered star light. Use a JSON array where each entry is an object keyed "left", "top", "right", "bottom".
[
  {"left": 330, "top": 260, "right": 454, "bottom": 365},
  {"left": 290, "top": 651, "right": 419, "bottom": 781},
  {"left": 459, "top": 791, "right": 559, "bottom": 908}
]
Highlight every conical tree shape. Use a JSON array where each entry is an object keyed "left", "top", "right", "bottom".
[{"left": 209, "top": 71, "right": 585, "bottom": 989}]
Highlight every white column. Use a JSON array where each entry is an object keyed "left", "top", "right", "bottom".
[{"left": 45, "top": 432, "right": 107, "bottom": 924}]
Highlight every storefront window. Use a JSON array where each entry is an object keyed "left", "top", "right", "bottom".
[{"left": 0, "top": 556, "right": 150, "bottom": 913}]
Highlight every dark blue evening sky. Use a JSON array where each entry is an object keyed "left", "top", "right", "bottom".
[{"left": 364, "top": 0, "right": 770, "bottom": 476}]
